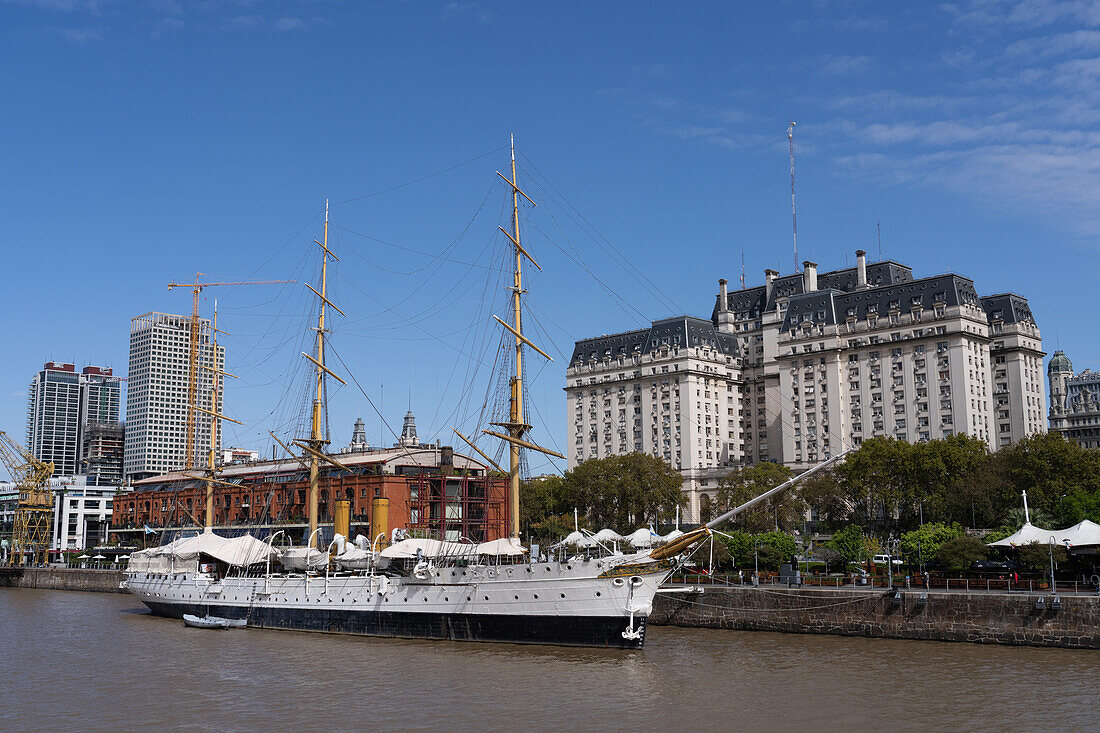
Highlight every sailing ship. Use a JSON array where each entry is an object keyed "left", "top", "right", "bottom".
[{"left": 123, "top": 142, "right": 845, "bottom": 648}]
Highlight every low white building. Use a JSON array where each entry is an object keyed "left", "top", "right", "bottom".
[{"left": 50, "top": 476, "right": 130, "bottom": 551}]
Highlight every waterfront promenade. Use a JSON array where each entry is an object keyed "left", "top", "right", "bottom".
[{"left": 652, "top": 582, "right": 1100, "bottom": 648}]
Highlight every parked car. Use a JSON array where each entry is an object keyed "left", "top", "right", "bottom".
[{"left": 871, "top": 554, "right": 903, "bottom": 566}]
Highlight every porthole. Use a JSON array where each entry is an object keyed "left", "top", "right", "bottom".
[
  {"left": 423, "top": 597, "right": 428, "bottom": 602},
  {"left": 560, "top": 593, "right": 566, "bottom": 599},
  {"left": 533, "top": 594, "right": 539, "bottom": 599},
  {"left": 514, "top": 595, "right": 519, "bottom": 600},
  {"left": 467, "top": 596, "right": 472, "bottom": 601},
  {"left": 445, "top": 597, "right": 449, "bottom": 602},
  {"left": 613, "top": 578, "right": 625, "bottom": 587},
  {"left": 595, "top": 591, "right": 602, "bottom": 597},
  {"left": 403, "top": 597, "right": 408, "bottom": 602},
  {"left": 484, "top": 595, "right": 490, "bottom": 600},
  {"left": 567, "top": 565, "right": 572, "bottom": 570}
]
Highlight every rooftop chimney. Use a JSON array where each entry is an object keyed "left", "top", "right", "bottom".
[
  {"left": 856, "top": 249, "right": 867, "bottom": 289},
  {"left": 764, "top": 269, "right": 778, "bottom": 301},
  {"left": 802, "top": 261, "right": 818, "bottom": 292},
  {"left": 718, "top": 278, "right": 728, "bottom": 311}
]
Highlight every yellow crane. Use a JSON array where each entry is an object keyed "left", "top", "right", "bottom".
[
  {"left": 168, "top": 274, "right": 293, "bottom": 470},
  {"left": 0, "top": 430, "right": 54, "bottom": 566}
]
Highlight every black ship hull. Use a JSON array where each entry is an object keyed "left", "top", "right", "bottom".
[{"left": 143, "top": 600, "right": 646, "bottom": 649}]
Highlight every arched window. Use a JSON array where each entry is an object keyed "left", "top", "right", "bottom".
[{"left": 700, "top": 493, "right": 712, "bottom": 523}]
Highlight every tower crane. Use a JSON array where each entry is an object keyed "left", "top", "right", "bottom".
[
  {"left": 0, "top": 430, "right": 54, "bottom": 566},
  {"left": 168, "top": 274, "right": 294, "bottom": 470}
]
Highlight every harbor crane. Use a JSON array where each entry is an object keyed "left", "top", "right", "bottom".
[
  {"left": 168, "top": 274, "right": 293, "bottom": 471},
  {"left": 0, "top": 430, "right": 54, "bottom": 566}
]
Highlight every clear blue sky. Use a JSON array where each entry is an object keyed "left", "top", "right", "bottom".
[{"left": 3, "top": 0, "right": 1098, "bottom": 476}]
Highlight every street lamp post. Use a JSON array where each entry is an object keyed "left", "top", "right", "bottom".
[
  {"left": 754, "top": 540, "right": 761, "bottom": 586},
  {"left": 1048, "top": 536, "right": 1057, "bottom": 593}
]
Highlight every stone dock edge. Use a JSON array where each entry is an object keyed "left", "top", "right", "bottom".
[{"left": 649, "top": 585, "right": 1100, "bottom": 649}]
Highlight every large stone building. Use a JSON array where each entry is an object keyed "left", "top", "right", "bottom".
[
  {"left": 1048, "top": 351, "right": 1100, "bottom": 449},
  {"left": 26, "top": 362, "right": 122, "bottom": 478},
  {"left": 567, "top": 251, "right": 1046, "bottom": 520},
  {"left": 124, "top": 312, "right": 224, "bottom": 480},
  {"left": 566, "top": 316, "right": 741, "bottom": 502}
]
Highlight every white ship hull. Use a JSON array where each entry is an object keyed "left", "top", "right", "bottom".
[{"left": 125, "top": 556, "right": 672, "bottom": 648}]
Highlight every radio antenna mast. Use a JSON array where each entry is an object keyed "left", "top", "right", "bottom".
[
  {"left": 877, "top": 220, "right": 882, "bottom": 259},
  {"left": 788, "top": 120, "right": 798, "bottom": 273}
]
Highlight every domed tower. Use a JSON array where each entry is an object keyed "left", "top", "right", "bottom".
[
  {"left": 398, "top": 410, "right": 419, "bottom": 447},
  {"left": 347, "top": 417, "right": 369, "bottom": 453},
  {"left": 1048, "top": 350, "right": 1073, "bottom": 433}
]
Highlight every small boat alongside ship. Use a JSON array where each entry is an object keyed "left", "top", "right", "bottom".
[
  {"left": 123, "top": 142, "right": 846, "bottom": 648},
  {"left": 183, "top": 614, "right": 247, "bottom": 629}
]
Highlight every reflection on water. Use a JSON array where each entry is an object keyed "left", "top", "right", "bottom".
[{"left": 2, "top": 589, "right": 1096, "bottom": 733}]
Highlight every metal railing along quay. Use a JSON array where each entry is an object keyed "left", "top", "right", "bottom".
[{"left": 665, "top": 573, "right": 1100, "bottom": 595}]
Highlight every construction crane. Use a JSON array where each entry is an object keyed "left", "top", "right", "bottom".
[
  {"left": 0, "top": 430, "right": 54, "bottom": 566},
  {"left": 168, "top": 274, "right": 294, "bottom": 470}
]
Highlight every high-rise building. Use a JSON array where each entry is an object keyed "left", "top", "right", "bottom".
[
  {"left": 1048, "top": 351, "right": 1100, "bottom": 450},
  {"left": 124, "top": 312, "right": 224, "bottom": 481},
  {"left": 26, "top": 362, "right": 82, "bottom": 476},
  {"left": 567, "top": 252, "right": 1046, "bottom": 521},
  {"left": 26, "top": 362, "right": 121, "bottom": 478},
  {"left": 81, "top": 422, "right": 125, "bottom": 485}
]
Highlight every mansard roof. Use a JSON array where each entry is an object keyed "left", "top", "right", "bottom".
[
  {"left": 980, "top": 293, "right": 1036, "bottom": 325},
  {"left": 570, "top": 315, "right": 739, "bottom": 366},
  {"left": 712, "top": 259, "right": 916, "bottom": 320},
  {"left": 779, "top": 273, "right": 982, "bottom": 332}
]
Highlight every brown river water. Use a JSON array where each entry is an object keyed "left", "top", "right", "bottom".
[{"left": 3, "top": 588, "right": 1097, "bottom": 732}]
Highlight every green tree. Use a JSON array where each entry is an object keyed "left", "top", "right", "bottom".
[
  {"left": 563, "top": 453, "right": 684, "bottom": 534},
  {"left": 715, "top": 461, "right": 795, "bottom": 531},
  {"left": 819, "top": 547, "right": 846, "bottom": 573},
  {"left": 520, "top": 475, "right": 576, "bottom": 542},
  {"left": 910, "top": 434, "right": 991, "bottom": 528},
  {"left": 827, "top": 524, "right": 864, "bottom": 563},
  {"left": 834, "top": 437, "right": 914, "bottom": 531},
  {"left": 797, "top": 468, "right": 850, "bottom": 529},
  {"left": 997, "top": 432, "right": 1100, "bottom": 520},
  {"left": 1015, "top": 541, "right": 1068, "bottom": 572},
  {"left": 899, "top": 522, "right": 964, "bottom": 564},
  {"left": 717, "top": 530, "right": 796, "bottom": 568},
  {"left": 934, "top": 536, "right": 988, "bottom": 571},
  {"left": 1055, "top": 488, "right": 1100, "bottom": 526}
]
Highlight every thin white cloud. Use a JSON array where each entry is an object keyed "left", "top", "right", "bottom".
[
  {"left": 52, "top": 26, "right": 101, "bottom": 42},
  {"left": 442, "top": 2, "right": 490, "bottom": 23},
  {"left": 274, "top": 16, "right": 304, "bottom": 31},
  {"left": 816, "top": 54, "right": 873, "bottom": 76}
]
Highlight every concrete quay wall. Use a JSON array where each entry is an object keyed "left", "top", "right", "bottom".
[
  {"left": 650, "top": 586, "right": 1100, "bottom": 649},
  {"left": 0, "top": 567, "right": 125, "bottom": 593}
]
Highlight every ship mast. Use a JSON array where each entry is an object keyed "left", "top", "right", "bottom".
[
  {"left": 480, "top": 137, "right": 564, "bottom": 538},
  {"left": 206, "top": 305, "right": 220, "bottom": 528},
  {"left": 188, "top": 301, "right": 241, "bottom": 530},
  {"left": 296, "top": 200, "right": 350, "bottom": 548}
]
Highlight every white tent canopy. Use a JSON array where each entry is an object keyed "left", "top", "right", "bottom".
[
  {"left": 128, "top": 530, "right": 277, "bottom": 572},
  {"left": 593, "top": 528, "right": 623, "bottom": 542},
  {"left": 475, "top": 537, "right": 528, "bottom": 556},
  {"left": 626, "top": 528, "right": 660, "bottom": 548},
  {"left": 380, "top": 538, "right": 477, "bottom": 560},
  {"left": 988, "top": 520, "right": 1100, "bottom": 548}
]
